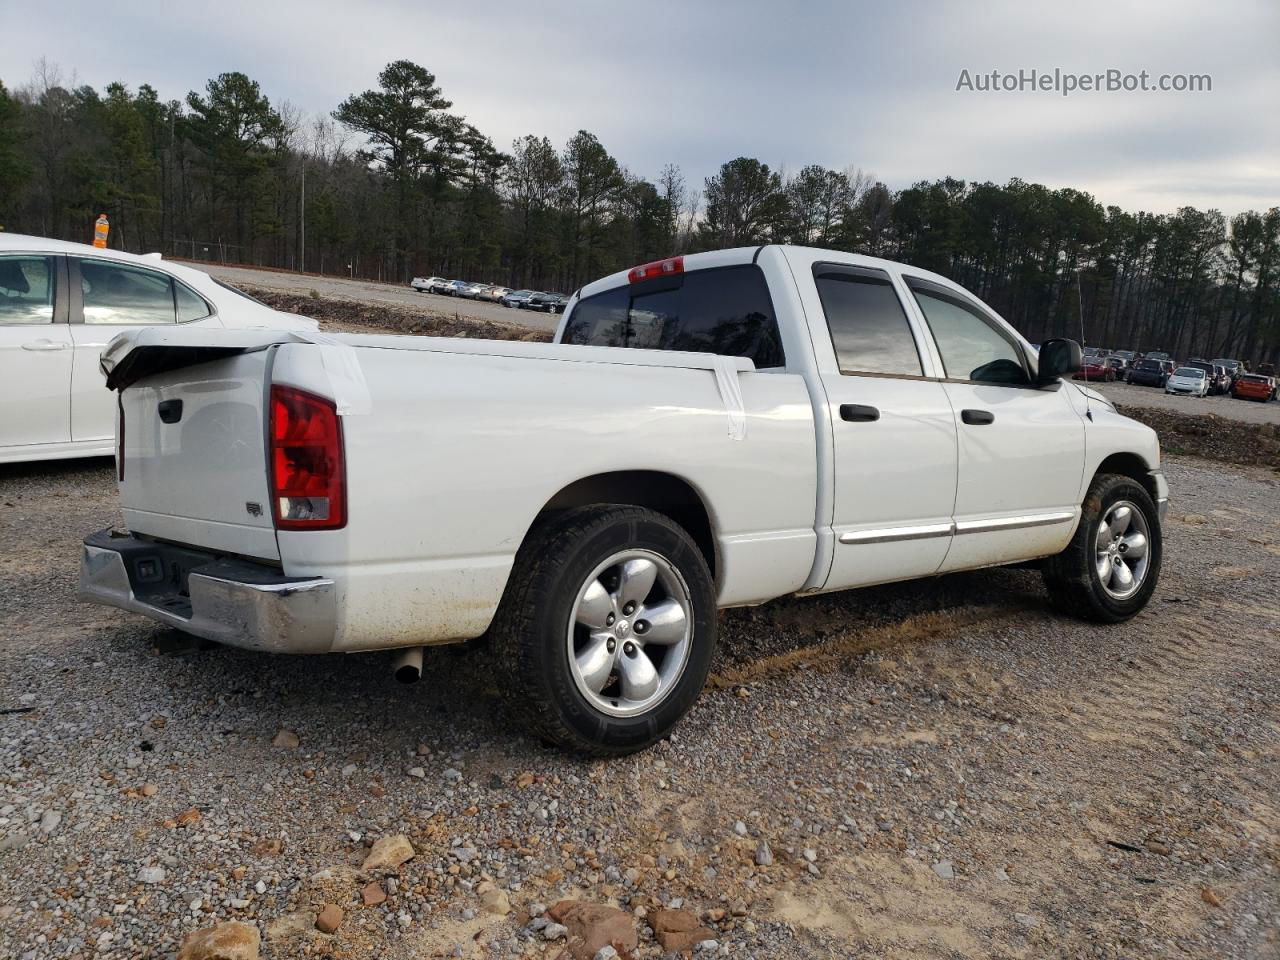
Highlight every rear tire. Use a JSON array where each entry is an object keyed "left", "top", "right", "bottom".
[
  {"left": 490, "top": 505, "right": 717, "bottom": 756},
  {"left": 1042, "top": 473, "right": 1162, "bottom": 623}
]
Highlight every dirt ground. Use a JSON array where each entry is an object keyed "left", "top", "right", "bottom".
[
  {"left": 1, "top": 450, "right": 1277, "bottom": 959},
  {"left": 1093, "top": 380, "right": 1280, "bottom": 427},
  {"left": 187, "top": 261, "right": 561, "bottom": 334}
]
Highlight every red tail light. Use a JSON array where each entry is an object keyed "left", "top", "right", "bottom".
[
  {"left": 627, "top": 256, "right": 683, "bottom": 283},
  {"left": 270, "top": 385, "right": 346, "bottom": 530}
]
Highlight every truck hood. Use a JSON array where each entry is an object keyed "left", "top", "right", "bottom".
[{"left": 1069, "top": 382, "right": 1115, "bottom": 411}]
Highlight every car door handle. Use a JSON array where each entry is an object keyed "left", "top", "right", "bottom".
[
  {"left": 840, "top": 403, "right": 880, "bottom": 422},
  {"left": 961, "top": 409, "right": 995, "bottom": 425},
  {"left": 21, "top": 339, "right": 69, "bottom": 351}
]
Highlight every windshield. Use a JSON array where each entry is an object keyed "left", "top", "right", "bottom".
[
  {"left": 1174, "top": 367, "right": 1204, "bottom": 378},
  {"left": 1135, "top": 360, "right": 1160, "bottom": 370}
]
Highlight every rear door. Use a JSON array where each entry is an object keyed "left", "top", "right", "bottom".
[
  {"left": 68, "top": 256, "right": 221, "bottom": 444},
  {"left": 902, "top": 276, "right": 1084, "bottom": 572},
  {"left": 789, "top": 255, "right": 958, "bottom": 590},
  {"left": 0, "top": 253, "right": 73, "bottom": 450}
]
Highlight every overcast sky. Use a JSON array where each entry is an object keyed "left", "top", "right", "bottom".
[{"left": 4, "top": 0, "right": 1276, "bottom": 215}]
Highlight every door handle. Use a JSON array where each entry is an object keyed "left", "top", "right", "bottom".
[
  {"left": 961, "top": 409, "right": 995, "bottom": 425},
  {"left": 840, "top": 403, "right": 880, "bottom": 423},
  {"left": 21, "top": 339, "right": 69, "bottom": 351}
]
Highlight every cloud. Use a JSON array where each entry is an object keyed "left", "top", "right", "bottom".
[{"left": 2, "top": 0, "right": 1275, "bottom": 214}]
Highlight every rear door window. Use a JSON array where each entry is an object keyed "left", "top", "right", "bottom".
[
  {"left": 812, "top": 264, "right": 922, "bottom": 376},
  {"left": 80, "top": 259, "right": 176, "bottom": 325},
  {"left": 562, "top": 264, "right": 785, "bottom": 368}
]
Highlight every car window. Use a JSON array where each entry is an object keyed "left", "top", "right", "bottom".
[
  {"left": 563, "top": 264, "right": 785, "bottom": 369},
  {"left": 0, "top": 255, "right": 56, "bottom": 325},
  {"left": 175, "top": 281, "right": 212, "bottom": 322},
  {"left": 80, "top": 259, "right": 176, "bottom": 325},
  {"left": 906, "top": 279, "right": 1030, "bottom": 385},
  {"left": 812, "top": 264, "right": 922, "bottom": 376},
  {"left": 1174, "top": 367, "right": 1203, "bottom": 378}
]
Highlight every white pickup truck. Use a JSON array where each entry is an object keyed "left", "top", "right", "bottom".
[{"left": 80, "top": 245, "right": 1167, "bottom": 754}]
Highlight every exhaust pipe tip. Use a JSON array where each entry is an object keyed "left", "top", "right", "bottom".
[{"left": 392, "top": 646, "right": 424, "bottom": 684}]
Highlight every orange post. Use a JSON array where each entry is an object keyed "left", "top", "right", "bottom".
[{"left": 93, "top": 214, "right": 109, "bottom": 249}]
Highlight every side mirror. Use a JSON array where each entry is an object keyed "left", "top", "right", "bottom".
[{"left": 1038, "top": 338, "right": 1083, "bottom": 383}]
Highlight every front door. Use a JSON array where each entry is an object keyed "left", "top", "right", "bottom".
[
  {"left": 902, "top": 276, "right": 1086, "bottom": 572},
  {"left": 793, "top": 257, "right": 959, "bottom": 591},
  {"left": 0, "top": 254, "right": 73, "bottom": 450}
]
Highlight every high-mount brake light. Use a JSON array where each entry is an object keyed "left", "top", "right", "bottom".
[
  {"left": 627, "top": 256, "right": 684, "bottom": 284},
  {"left": 270, "top": 385, "right": 346, "bottom": 530}
]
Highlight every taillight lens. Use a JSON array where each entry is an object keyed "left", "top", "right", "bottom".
[
  {"left": 270, "top": 385, "right": 346, "bottom": 530},
  {"left": 627, "top": 256, "right": 683, "bottom": 283}
]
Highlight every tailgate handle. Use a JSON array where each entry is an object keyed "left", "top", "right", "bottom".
[
  {"left": 158, "top": 399, "right": 184, "bottom": 424},
  {"left": 961, "top": 409, "right": 994, "bottom": 425}
]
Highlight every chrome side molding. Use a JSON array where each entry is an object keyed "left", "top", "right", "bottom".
[
  {"left": 840, "top": 511, "right": 1075, "bottom": 545},
  {"left": 838, "top": 522, "right": 954, "bottom": 545}
]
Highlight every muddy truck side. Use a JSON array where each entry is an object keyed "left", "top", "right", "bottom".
[{"left": 80, "top": 244, "right": 1168, "bottom": 754}]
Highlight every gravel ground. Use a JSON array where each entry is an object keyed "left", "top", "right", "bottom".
[
  {"left": 1092, "top": 380, "right": 1280, "bottom": 425},
  {"left": 1, "top": 453, "right": 1277, "bottom": 959},
  {"left": 183, "top": 261, "right": 560, "bottom": 334}
]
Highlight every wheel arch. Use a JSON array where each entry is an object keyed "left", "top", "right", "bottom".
[
  {"left": 1094, "top": 452, "right": 1159, "bottom": 503},
  {"left": 530, "top": 470, "right": 718, "bottom": 580}
]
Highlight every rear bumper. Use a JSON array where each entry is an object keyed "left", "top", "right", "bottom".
[{"left": 79, "top": 529, "right": 336, "bottom": 654}]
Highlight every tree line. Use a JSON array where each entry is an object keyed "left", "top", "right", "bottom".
[{"left": 0, "top": 59, "right": 1276, "bottom": 364}]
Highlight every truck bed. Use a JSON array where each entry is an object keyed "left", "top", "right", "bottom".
[{"left": 102, "top": 328, "right": 819, "bottom": 652}]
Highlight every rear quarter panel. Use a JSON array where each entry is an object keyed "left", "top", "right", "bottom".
[{"left": 271, "top": 344, "right": 818, "bottom": 651}]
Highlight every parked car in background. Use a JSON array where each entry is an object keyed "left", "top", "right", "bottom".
[
  {"left": 1211, "top": 358, "right": 1243, "bottom": 390},
  {"left": 481, "top": 286, "right": 511, "bottom": 302},
  {"left": 1212, "top": 364, "right": 1231, "bottom": 394},
  {"left": 1257, "top": 362, "right": 1276, "bottom": 378},
  {"left": 503, "top": 290, "right": 536, "bottom": 308},
  {"left": 0, "top": 233, "right": 317, "bottom": 464},
  {"left": 1111, "top": 349, "right": 1137, "bottom": 366},
  {"left": 1126, "top": 358, "right": 1171, "bottom": 387},
  {"left": 81, "top": 244, "right": 1166, "bottom": 754},
  {"left": 1074, "top": 356, "right": 1117, "bottom": 382},
  {"left": 1144, "top": 350, "right": 1172, "bottom": 362},
  {"left": 1106, "top": 357, "right": 1128, "bottom": 377},
  {"left": 1185, "top": 360, "right": 1227, "bottom": 394},
  {"left": 443, "top": 280, "right": 471, "bottom": 297},
  {"left": 527, "top": 292, "right": 564, "bottom": 313},
  {"left": 411, "top": 276, "right": 447, "bottom": 293},
  {"left": 1166, "top": 366, "right": 1210, "bottom": 397},
  {"left": 1232, "top": 372, "right": 1275, "bottom": 402}
]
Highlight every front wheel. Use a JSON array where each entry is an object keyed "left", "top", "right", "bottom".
[
  {"left": 1042, "top": 473, "right": 1162, "bottom": 623},
  {"left": 490, "top": 505, "right": 717, "bottom": 755}
]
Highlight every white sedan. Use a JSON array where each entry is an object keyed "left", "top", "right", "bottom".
[
  {"left": 0, "top": 233, "right": 318, "bottom": 464},
  {"left": 1164, "top": 367, "right": 1210, "bottom": 397}
]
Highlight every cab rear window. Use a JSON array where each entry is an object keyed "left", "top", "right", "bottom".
[{"left": 562, "top": 264, "right": 785, "bottom": 369}]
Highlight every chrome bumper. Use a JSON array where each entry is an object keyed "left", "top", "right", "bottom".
[{"left": 79, "top": 530, "right": 335, "bottom": 654}]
